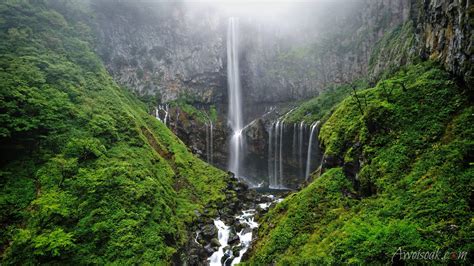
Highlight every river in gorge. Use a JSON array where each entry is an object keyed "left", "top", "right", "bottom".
[{"left": 207, "top": 192, "right": 285, "bottom": 265}]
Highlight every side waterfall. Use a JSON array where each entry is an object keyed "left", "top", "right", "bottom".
[
  {"left": 267, "top": 117, "right": 323, "bottom": 187},
  {"left": 298, "top": 121, "right": 305, "bottom": 178},
  {"left": 155, "top": 104, "right": 169, "bottom": 126},
  {"left": 227, "top": 17, "right": 244, "bottom": 178},
  {"left": 305, "top": 121, "right": 321, "bottom": 180},
  {"left": 267, "top": 119, "right": 287, "bottom": 189},
  {"left": 268, "top": 122, "right": 274, "bottom": 186},
  {"left": 279, "top": 121, "right": 284, "bottom": 186}
]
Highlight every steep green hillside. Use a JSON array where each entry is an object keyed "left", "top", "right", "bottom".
[
  {"left": 0, "top": 1, "right": 228, "bottom": 264},
  {"left": 247, "top": 63, "right": 473, "bottom": 264}
]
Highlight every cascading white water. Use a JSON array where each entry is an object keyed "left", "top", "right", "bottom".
[
  {"left": 231, "top": 209, "right": 259, "bottom": 265},
  {"left": 305, "top": 121, "right": 320, "bottom": 180},
  {"left": 278, "top": 121, "right": 284, "bottom": 186},
  {"left": 269, "top": 120, "right": 279, "bottom": 188},
  {"left": 155, "top": 104, "right": 169, "bottom": 126},
  {"left": 268, "top": 122, "right": 274, "bottom": 186},
  {"left": 227, "top": 17, "right": 244, "bottom": 178},
  {"left": 273, "top": 120, "right": 279, "bottom": 187},
  {"left": 207, "top": 195, "right": 282, "bottom": 265},
  {"left": 268, "top": 119, "right": 288, "bottom": 189},
  {"left": 208, "top": 219, "right": 231, "bottom": 266},
  {"left": 292, "top": 123, "right": 297, "bottom": 160},
  {"left": 299, "top": 121, "right": 305, "bottom": 177}
]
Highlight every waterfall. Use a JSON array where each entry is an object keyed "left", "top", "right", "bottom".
[
  {"left": 273, "top": 121, "right": 279, "bottom": 188},
  {"left": 268, "top": 122, "right": 274, "bottom": 186},
  {"left": 163, "top": 105, "right": 169, "bottom": 125},
  {"left": 154, "top": 104, "right": 169, "bottom": 126},
  {"left": 299, "top": 121, "right": 305, "bottom": 177},
  {"left": 268, "top": 120, "right": 286, "bottom": 189},
  {"left": 278, "top": 121, "right": 284, "bottom": 187},
  {"left": 227, "top": 17, "right": 244, "bottom": 178},
  {"left": 292, "top": 123, "right": 297, "bottom": 162},
  {"left": 305, "top": 121, "right": 321, "bottom": 180}
]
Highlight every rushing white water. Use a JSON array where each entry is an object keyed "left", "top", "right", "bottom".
[
  {"left": 209, "top": 219, "right": 231, "bottom": 266},
  {"left": 292, "top": 123, "right": 297, "bottom": 160},
  {"left": 155, "top": 104, "right": 169, "bottom": 126},
  {"left": 207, "top": 195, "right": 282, "bottom": 265},
  {"left": 232, "top": 209, "right": 259, "bottom": 265},
  {"left": 278, "top": 121, "right": 284, "bottom": 186},
  {"left": 227, "top": 17, "right": 244, "bottom": 178},
  {"left": 305, "top": 121, "right": 320, "bottom": 180},
  {"left": 267, "top": 122, "right": 274, "bottom": 186},
  {"left": 269, "top": 120, "right": 283, "bottom": 189},
  {"left": 273, "top": 120, "right": 280, "bottom": 188},
  {"left": 299, "top": 121, "right": 305, "bottom": 177}
]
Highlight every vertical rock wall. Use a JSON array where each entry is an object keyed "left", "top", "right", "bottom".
[{"left": 412, "top": 0, "right": 473, "bottom": 87}]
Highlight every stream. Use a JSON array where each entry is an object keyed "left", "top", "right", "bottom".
[{"left": 207, "top": 194, "right": 283, "bottom": 265}]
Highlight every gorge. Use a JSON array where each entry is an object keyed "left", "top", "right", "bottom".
[{"left": 0, "top": 0, "right": 472, "bottom": 265}]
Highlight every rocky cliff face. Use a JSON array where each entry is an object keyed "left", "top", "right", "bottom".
[
  {"left": 412, "top": 0, "right": 473, "bottom": 88},
  {"left": 92, "top": 1, "right": 226, "bottom": 104},
  {"left": 92, "top": 0, "right": 470, "bottom": 106},
  {"left": 240, "top": 0, "right": 411, "bottom": 104},
  {"left": 92, "top": 0, "right": 412, "bottom": 107}
]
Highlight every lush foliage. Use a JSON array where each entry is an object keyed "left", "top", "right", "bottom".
[
  {"left": 0, "top": 1, "right": 228, "bottom": 263},
  {"left": 247, "top": 63, "right": 473, "bottom": 264}
]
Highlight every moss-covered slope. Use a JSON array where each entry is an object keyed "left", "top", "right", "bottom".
[
  {"left": 247, "top": 63, "right": 473, "bottom": 264},
  {"left": 0, "top": 1, "right": 228, "bottom": 264}
]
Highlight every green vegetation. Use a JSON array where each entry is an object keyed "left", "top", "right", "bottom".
[
  {"left": 169, "top": 100, "right": 210, "bottom": 124},
  {"left": 285, "top": 80, "right": 368, "bottom": 124},
  {"left": 0, "top": 1, "right": 228, "bottom": 264},
  {"left": 247, "top": 63, "right": 473, "bottom": 264}
]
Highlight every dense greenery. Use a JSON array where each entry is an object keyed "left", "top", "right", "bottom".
[
  {"left": 247, "top": 63, "right": 473, "bottom": 264},
  {"left": 0, "top": 1, "right": 228, "bottom": 263}
]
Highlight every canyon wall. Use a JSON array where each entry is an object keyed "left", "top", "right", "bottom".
[
  {"left": 412, "top": 0, "right": 472, "bottom": 87},
  {"left": 93, "top": 0, "right": 471, "bottom": 105},
  {"left": 92, "top": 1, "right": 227, "bottom": 104},
  {"left": 92, "top": 0, "right": 412, "bottom": 108}
]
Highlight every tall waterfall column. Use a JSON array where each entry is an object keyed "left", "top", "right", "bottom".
[{"left": 227, "top": 17, "right": 244, "bottom": 178}]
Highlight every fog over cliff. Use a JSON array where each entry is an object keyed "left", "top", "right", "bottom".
[{"left": 93, "top": 0, "right": 404, "bottom": 118}]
